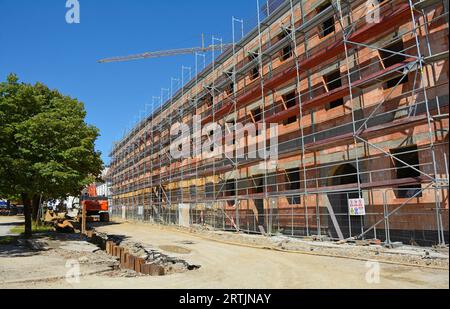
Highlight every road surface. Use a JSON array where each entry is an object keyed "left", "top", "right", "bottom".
[
  {"left": 0, "top": 216, "right": 22, "bottom": 237},
  {"left": 86, "top": 221, "right": 448, "bottom": 289},
  {"left": 0, "top": 217, "right": 448, "bottom": 289}
]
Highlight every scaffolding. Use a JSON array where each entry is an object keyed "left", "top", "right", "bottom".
[{"left": 109, "top": 0, "right": 449, "bottom": 247}]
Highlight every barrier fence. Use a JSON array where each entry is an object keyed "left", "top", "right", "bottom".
[{"left": 110, "top": 186, "right": 449, "bottom": 247}]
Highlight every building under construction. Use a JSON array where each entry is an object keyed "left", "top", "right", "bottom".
[{"left": 109, "top": 0, "right": 449, "bottom": 246}]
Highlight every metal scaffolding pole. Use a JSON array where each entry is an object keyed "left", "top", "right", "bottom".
[
  {"left": 161, "top": 88, "right": 169, "bottom": 221},
  {"left": 141, "top": 108, "right": 147, "bottom": 221},
  {"left": 170, "top": 77, "right": 180, "bottom": 224},
  {"left": 408, "top": 0, "right": 445, "bottom": 245},
  {"left": 335, "top": 0, "right": 368, "bottom": 239},
  {"left": 211, "top": 35, "right": 223, "bottom": 223},
  {"left": 336, "top": 0, "right": 363, "bottom": 202},
  {"left": 256, "top": 0, "right": 270, "bottom": 235},
  {"left": 180, "top": 66, "right": 192, "bottom": 217},
  {"left": 290, "top": 0, "right": 310, "bottom": 237},
  {"left": 151, "top": 96, "right": 160, "bottom": 221},
  {"left": 232, "top": 16, "right": 244, "bottom": 231},
  {"left": 195, "top": 52, "right": 206, "bottom": 224}
]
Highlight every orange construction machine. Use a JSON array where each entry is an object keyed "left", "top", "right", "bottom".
[{"left": 80, "top": 184, "right": 110, "bottom": 222}]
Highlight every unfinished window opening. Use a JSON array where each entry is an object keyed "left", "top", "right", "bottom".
[
  {"left": 278, "top": 29, "right": 293, "bottom": 61},
  {"left": 317, "top": 1, "right": 335, "bottom": 38},
  {"left": 251, "top": 67, "right": 260, "bottom": 80},
  {"left": 390, "top": 145, "right": 422, "bottom": 198},
  {"left": 325, "top": 69, "right": 344, "bottom": 110},
  {"left": 251, "top": 107, "right": 263, "bottom": 136},
  {"left": 189, "top": 185, "right": 197, "bottom": 197},
  {"left": 380, "top": 40, "right": 409, "bottom": 89},
  {"left": 252, "top": 176, "right": 265, "bottom": 225},
  {"left": 248, "top": 53, "right": 260, "bottom": 80},
  {"left": 226, "top": 82, "right": 235, "bottom": 95},
  {"left": 283, "top": 91, "right": 298, "bottom": 125},
  {"left": 224, "top": 71, "right": 234, "bottom": 95},
  {"left": 251, "top": 107, "right": 262, "bottom": 123},
  {"left": 286, "top": 168, "right": 301, "bottom": 205},
  {"left": 205, "top": 182, "right": 214, "bottom": 199},
  {"left": 203, "top": 92, "right": 213, "bottom": 107},
  {"left": 226, "top": 121, "right": 236, "bottom": 145},
  {"left": 226, "top": 179, "right": 236, "bottom": 206},
  {"left": 253, "top": 176, "right": 265, "bottom": 194}
]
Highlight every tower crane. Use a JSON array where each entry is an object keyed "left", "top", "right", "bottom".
[{"left": 98, "top": 34, "right": 233, "bottom": 63}]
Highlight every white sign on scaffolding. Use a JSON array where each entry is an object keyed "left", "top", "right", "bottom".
[
  {"left": 122, "top": 206, "right": 126, "bottom": 219},
  {"left": 348, "top": 198, "right": 366, "bottom": 216}
]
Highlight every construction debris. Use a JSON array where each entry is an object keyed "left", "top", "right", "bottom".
[
  {"left": 43, "top": 210, "right": 65, "bottom": 223},
  {"left": 103, "top": 238, "right": 200, "bottom": 276},
  {"left": 18, "top": 239, "right": 50, "bottom": 251},
  {"left": 59, "top": 241, "right": 99, "bottom": 253},
  {"left": 59, "top": 227, "right": 201, "bottom": 276},
  {"left": 43, "top": 210, "right": 76, "bottom": 233},
  {"left": 55, "top": 220, "right": 75, "bottom": 233}
]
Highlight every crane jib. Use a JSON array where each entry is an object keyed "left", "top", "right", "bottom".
[{"left": 98, "top": 44, "right": 234, "bottom": 63}]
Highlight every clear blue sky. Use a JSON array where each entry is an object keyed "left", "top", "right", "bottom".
[{"left": 0, "top": 0, "right": 261, "bottom": 164}]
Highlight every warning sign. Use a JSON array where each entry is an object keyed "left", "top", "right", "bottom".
[{"left": 348, "top": 198, "right": 366, "bottom": 216}]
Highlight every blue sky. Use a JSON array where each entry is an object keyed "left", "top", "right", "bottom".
[{"left": 0, "top": 0, "right": 260, "bottom": 164}]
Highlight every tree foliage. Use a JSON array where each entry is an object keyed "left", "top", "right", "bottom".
[{"left": 0, "top": 74, "right": 103, "bottom": 236}]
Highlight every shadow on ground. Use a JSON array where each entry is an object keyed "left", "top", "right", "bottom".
[
  {"left": 0, "top": 237, "right": 38, "bottom": 258},
  {"left": 89, "top": 221, "right": 122, "bottom": 229},
  {"left": 0, "top": 221, "right": 24, "bottom": 227}
]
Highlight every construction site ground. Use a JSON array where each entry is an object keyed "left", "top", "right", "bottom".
[{"left": 0, "top": 216, "right": 448, "bottom": 289}]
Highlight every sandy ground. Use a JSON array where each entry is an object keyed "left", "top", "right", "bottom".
[
  {"left": 0, "top": 216, "right": 115, "bottom": 286},
  {"left": 0, "top": 217, "right": 448, "bottom": 289}
]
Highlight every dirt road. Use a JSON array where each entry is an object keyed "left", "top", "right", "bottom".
[
  {"left": 87, "top": 222, "right": 448, "bottom": 289},
  {"left": 0, "top": 218, "right": 448, "bottom": 289}
]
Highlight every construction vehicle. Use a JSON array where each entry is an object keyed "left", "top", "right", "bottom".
[{"left": 78, "top": 184, "right": 110, "bottom": 223}]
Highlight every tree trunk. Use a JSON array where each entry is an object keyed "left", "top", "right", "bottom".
[
  {"left": 21, "top": 193, "right": 32, "bottom": 238},
  {"left": 32, "top": 195, "right": 40, "bottom": 223}
]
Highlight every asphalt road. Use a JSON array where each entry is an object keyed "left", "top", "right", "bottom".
[{"left": 0, "top": 216, "right": 23, "bottom": 237}]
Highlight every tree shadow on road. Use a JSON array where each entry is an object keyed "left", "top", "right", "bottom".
[
  {"left": 89, "top": 221, "right": 122, "bottom": 229},
  {"left": 0, "top": 236, "right": 39, "bottom": 258},
  {"left": 0, "top": 231, "right": 102, "bottom": 258},
  {"left": 0, "top": 221, "right": 24, "bottom": 227}
]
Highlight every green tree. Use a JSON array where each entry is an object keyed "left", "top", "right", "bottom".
[{"left": 0, "top": 74, "right": 103, "bottom": 237}]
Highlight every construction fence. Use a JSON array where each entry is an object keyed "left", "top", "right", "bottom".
[{"left": 110, "top": 186, "right": 449, "bottom": 247}]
